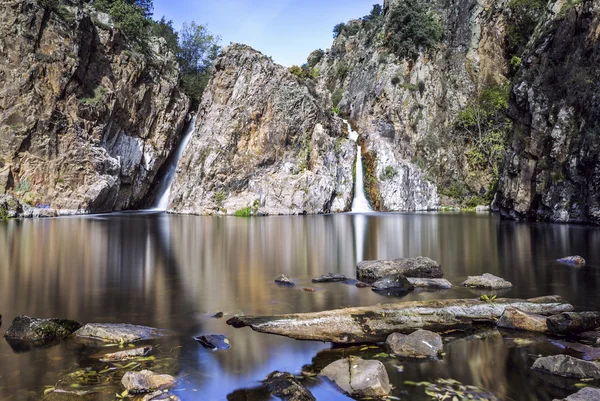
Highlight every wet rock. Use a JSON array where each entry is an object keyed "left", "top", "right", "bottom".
[
  {"left": 92, "top": 346, "right": 152, "bottom": 362},
  {"left": 557, "top": 256, "right": 586, "bottom": 265},
  {"left": 319, "top": 356, "right": 391, "bottom": 398},
  {"left": 141, "top": 391, "right": 181, "bottom": 401},
  {"left": 194, "top": 334, "right": 230, "bottom": 350},
  {"left": 4, "top": 315, "right": 81, "bottom": 347},
  {"left": 74, "top": 323, "right": 165, "bottom": 344},
  {"left": 497, "top": 306, "right": 548, "bottom": 333},
  {"left": 578, "top": 331, "right": 600, "bottom": 345},
  {"left": 371, "top": 274, "right": 414, "bottom": 293},
  {"left": 212, "top": 312, "right": 224, "bottom": 318},
  {"left": 357, "top": 257, "right": 443, "bottom": 281},
  {"left": 41, "top": 388, "right": 114, "bottom": 401},
  {"left": 263, "top": 371, "right": 316, "bottom": 401},
  {"left": 121, "top": 370, "right": 177, "bottom": 393},
  {"left": 547, "top": 312, "right": 600, "bottom": 335},
  {"left": 554, "top": 387, "right": 600, "bottom": 401},
  {"left": 532, "top": 355, "right": 600, "bottom": 379},
  {"left": 355, "top": 281, "right": 370, "bottom": 288},
  {"left": 311, "top": 273, "right": 350, "bottom": 283},
  {"left": 462, "top": 273, "right": 513, "bottom": 289},
  {"left": 386, "top": 329, "right": 443, "bottom": 358},
  {"left": 407, "top": 278, "right": 453, "bottom": 289},
  {"left": 553, "top": 341, "right": 600, "bottom": 361},
  {"left": 275, "top": 274, "right": 295, "bottom": 287}
]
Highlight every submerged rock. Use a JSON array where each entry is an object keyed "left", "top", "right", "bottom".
[
  {"left": 554, "top": 387, "right": 600, "bottom": 401},
  {"left": 140, "top": 391, "right": 181, "bottom": 401},
  {"left": 311, "top": 273, "right": 350, "bottom": 283},
  {"left": 497, "top": 306, "right": 548, "bottom": 333},
  {"left": 121, "top": 370, "right": 176, "bottom": 393},
  {"left": 557, "top": 256, "right": 586, "bottom": 265},
  {"left": 92, "top": 346, "right": 152, "bottom": 362},
  {"left": 386, "top": 329, "right": 443, "bottom": 358},
  {"left": 357, "top": 257, "right": 442, "bottom": 281},
  {"left": 302, "top": 287, "right": 316, "bottom": 292},
  {"left": 578, "top": 331, "right": 600, "bottom": 345},
  {"left": 407, "top": 278, "right": 453, "bottom": 289},
  {"left": 532, "top": 355, "right": 600, "bottom": 379},
  {"left": 371, "top": 274, "right": 414, "bottom": 293},
  {"left": 41, "top": 388, "right": 114, "bottom": 401},
  {"left": 547, "top": 312, "right": 600, "bottom": 335},
  {"left": 212, "top": 312, "right": 224, "bottom": 318},
  {"left": 74, "top": 323, "right": 165, "bottom": 344},
  {"left": 274, "top": 274, "right": 295, "bottom": 287},
  {"left": 4, "top": 315, "right": 81, "bottom": 347},
  {"left": 194, "top": 334, "right": 231, "bottom": 350},
  {"left": 319, "top": 357, "right": 390, "bottom": 398},
  {"left": 263, "top": 371, "right": 316, "bottom": 401},
  {"left": 462, "top": 273, "right": 513, "bottom": 289}
]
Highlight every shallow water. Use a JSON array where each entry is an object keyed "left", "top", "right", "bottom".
[{"left": 0, "top": 212, "right": 599, "bottom": 400}]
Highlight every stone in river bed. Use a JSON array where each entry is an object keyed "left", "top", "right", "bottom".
[
  {"left": 408, "top": 278, "right": 453, "bottom": 289},
  {"left": 141, "top": 391, "right": 181, "bottom": 401},
  {"left": 302, "top": 287, "right": 316, "bottom": 292},
  {"left": 357, "top": 256, "right": 443, "bottom": 281},
  {"left": 42, "top": 388, "right": 114, "bottom": 401},
  {"left": 92, "top": 345, "right": 152, "bottom": 362},
  {"left": 532, "top": 355, "right": 600, "bottom": 379},
  {"left": 311, "top": 273, "right": 350, "bottom": 283},
  {"left": 355, "top": 281, "right": 370, "bottom": 288},
  {"left": 263, "top": 371, "right": 316, "bottom": 401},
  {"left": 386, "top": 329, "right": 444, "bottom": 358},
  {"left": 74, "top": 323, "right": 165, "bottom": 344},
  {"left": 121, "top": 370, "right": 177, "bottom": 393},
  {"left": 371, "top": 273, "right": 414, "bottom": 293},
  {"left": 462, "top": 273, "right": 513, "bottom": 289},
  {"left": 194, "top": 334, "right": 230, "bottom": 350},
  {"left": 547, "top": 312, "right": 600, "bottom": 335},
  {"left": 4, "top": 315, "right": 81, "bottom": 347},
  {"left": 578, "top": 331, "right": 600, "bottom": 345},
  {"left": 497, "top": 306, "right": 548, "bottom": 333},
  {"left": 319, "top": 356, "right": 391, "bottom": 398},
  {"left": 557, "top": 256, "right": 586, "bottom": 265},
  {"left": 212, "top": 312, "right": 224, "bottom": 318},
  {"left": 554, "top": 387, "right": 600, "bottom": 401},
  {"left": 274, "top": 274, "right": 295, "bottom": 287}
]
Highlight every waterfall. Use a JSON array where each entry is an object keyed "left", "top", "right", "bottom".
[
  {"left": 152, "top": 116, "right": 197, "bottom": 211},
  {"left": 344, "top": 121, "right": 373, "bottom": 213}
]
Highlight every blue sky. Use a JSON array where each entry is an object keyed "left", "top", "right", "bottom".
[{"left": 153, "top": 0, "right": 381, "bottom": 67}]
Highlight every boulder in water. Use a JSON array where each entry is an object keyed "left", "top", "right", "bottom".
[
  {"left": 74, "top": 323, "right": 165, "bottom": 344},
  {"left": 92, "top": 346, "right": 152, "bottom": 362},
  {"left": 194, "top": 334, "right": 230, "bottom": 350},
  {"left": 311, "top": 273, "right": 349, "bottom": 283},
  {"left": 547, "top": 312, "right": 600, "bottom": 335},
  {"left": 532, "top": 355, "right": 600, "bottom": 379},
  {"left": 557, "top": 256, "right": 586, "bottom": 265},
  {"left": 263, "top": 371, "right": 316, "bottom": 401},
  {"left": 319, "top": 356, "right": 391, "bottom": 398},
  {"left": 462, "top": 273, "right": 512, "bottom": 289},
  {"left": 4, "top": 315, "right": 81, "bottom": 347},
  {"left": 408, "top": 278, "right": 453, "bottom": 289},
  {"left": 554, "top": 387, "right": 600, "bottom": 401},
  {"left": 371, "top": 274, "right": 414, "bottom": 293},
  {"left": 386, "top": 329, "right": 443, "bottom": 358},
  {"left": 357, "top": 257, "right": 443, "bottom": 281},
  {"left": 121, "top": 370, "right": 176, "bottom": 393},
  {"left": 274, "top": 274, "right": 295, "bottom": 287},
  {"left": 497, "top": 306, "right": 548, "bottom": 332}
]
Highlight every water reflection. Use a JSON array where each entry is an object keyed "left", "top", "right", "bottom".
[{"left": 0, "top": 212, "right": 598, "bottom": 400}]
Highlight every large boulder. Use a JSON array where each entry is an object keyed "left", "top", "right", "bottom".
[
  {"left": 462, "top": 273, "right": 512, "bottom": 289},
  {"left": 554, "top": 387, "right": 600, "bottom": 401},
  {"left": 4, "top": 315, "right": 81, "bottom": 347},
  {"left": 74, "top": 323, "right": 165, "bottom": 344},
  {"left": 497, "top": 306, "right": 548, "bottom": 332},
  {"left": 386, "top": 329, "right": 444, "bottom": 358},
  {"left": 263, "top": 371, "right": 316, "bottom": 401},
  {"left": 121, "top": 370, "right": 177, "bottom": 393},
  {"left": 319, "top": 357, "right": 391, "bottom": 398},
  {"left": 547, "top": 312, "right": 600, "bottom": 335},
  {"left": 532, "top": 355, "right": 600, "bottom": 379},
  {"left": 357, "top": 257, "right": 442, "bottom": 281}
]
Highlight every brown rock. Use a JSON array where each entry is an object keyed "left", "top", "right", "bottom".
[
  {"left": 497, "top": 306, "right": 548, "bottom": 332},
  {"left": 121, "top": 370, "right": 176, "bottom": 393}
]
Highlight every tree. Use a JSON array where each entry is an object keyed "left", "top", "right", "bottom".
[
  {"left": 93, "top": 0, "right": 151, "bottom": 45},
  {"left": 151, "top": 17, "right": 179, "bottom": 54},
  {"left": 362, "top": 4, "right": 383, "bottom": 21},
  {"left": 333, "top": 22, "right": 346, "bottom": 38}
]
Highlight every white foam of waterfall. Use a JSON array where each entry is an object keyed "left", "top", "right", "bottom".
[{"left": 344, "top": 120, "right": 373, "bottom": 213}]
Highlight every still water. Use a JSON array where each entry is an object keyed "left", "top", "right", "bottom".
[{"left": 0, "top": 212, "right": 599, "bottom": 400}]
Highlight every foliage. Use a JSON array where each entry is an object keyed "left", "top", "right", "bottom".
[
  {"left": 336, "top": 62, "right": 350, "bottom": 80},
  {"left": 234, "top": 207, "right": 252, "bottom": 217},
  {"left": 307, "top": 49, "right": 324, "bottom": 67},
  {"left": 505, "top": 0, "right": 548, "bottom": 56},
  {"left": 151, "top": 17, "right": 179, "bottom": 54},
  {"left": 406, "top": 378, "right": 499, "bottom": 400},
  {"left": 94, "top": 0, "right": 152, "bottom": 47},
  {"left": 333, "top": 22, "right": 346, "bottom": 39},
  {"left": 80, "top": 86, "right": 108, "bottom": 105},
  {"left": 332, "top": 88, "right": 344, "bottom": 108},
  {"left": 380, "top": 166, "right": 398, "bottom": 180},
  {"left": 391, "top": 76, "right": 401, "bottom": 85},
  {"left": 0, "top": 207, "right": 8, "bottom": 221},
  {"left": 510, "top": 55, "right": 521, "bottom": 72},
  {"left": 309, "top": 68, "right": 320, "bottom": 79},
  {"left": 384, "top": 0, "right": 442, "bottom": 61},
  {"left": 362, "top": 4, "right": 383, "bottom": 21},
  {"left": 289, "top": 65, "right": 303, "bottom": 77},
  {"left": 480, "top": 294, "right": 497, "bottom": 303}
]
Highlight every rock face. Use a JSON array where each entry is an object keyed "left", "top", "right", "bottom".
[
  {"left": 555, "top": 387, "right": 600, "bottom": 401},
  {"left": 168, "top": 44, "right": 355, "bottom": 215},
  {"left": 121, "top": 370, "right": 176, "bottom": 393},
  {"left": 4, "top": 315, "right": 81, "bottom": 346},
  {"left": 0, "top": 0, "right": 190, "bottom": 215},
  {"left": 497, "top": 306, "right": 548, "bottom": 332},
  {"left": 319, "top": 357, "right": 391, "bottom": 398},
  {"left": 263, "top": 371, "right": 316, "bottom": 401},
  {"left": 386, "top": 329, "right": 443, "bottom": 358},
  {"left": 532, "top": 355, "right": 600, "bottom": 379},
  {"left": 462, "top": 273, "right": 513, "bottom": 289},
  {"left": 494, "top": 1, "right": 600, "bottom": 225},
  {"left": 357, "top": 256, "right": 442, "bottom": 281},
  {"left": 74, "top": 323, "right": 165, "bottom": 343}
]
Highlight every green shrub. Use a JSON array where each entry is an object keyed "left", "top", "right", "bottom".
[
  {"left": 80, "top": 86, "right": 108, "bottom": 105},
  {"left": 307, "top": 49, "right": 324, "bottom": 67},
  {"left": 333, "top": 22, "right": 346, "bottom": 38},
  {"left": 381, "top": 166, "right": 398, "bottom": 180},
  {"left": 505, "top": 0, "right": 548, "bottom": 55},
  {"left": 234, "top": 206, "right": 252, "bottom": 217},
  {"left": 151, "top": 17, "right": 179, "bottom": 54},
  {"left": 336, "top": 62, "right": 350, "bottom": 80},
  {"left": 391, "top": 76, "right": 400, "bottom": 85},
  {"left": 289, "top": 65, "right": 303, "bottom": 77},
  {"left": 0, "top": 207, "right": 8, "bottom": 221},
  {"left": 95, "top": 0, "right": 151, "bottom": 47},
  {"left": 362, "top": 4, "right": 383, "bottom": 21},
  {"left": 309, "top": 68, "right": 320, "bottom": 79},
  {"left": 332, "top": 88, "right": 344, "bottom": 108},
  {"left": 510, "top": 55, "right": 521, "bottom": 72}
]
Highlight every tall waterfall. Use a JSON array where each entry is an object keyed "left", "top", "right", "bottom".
[
  {"left": 344, "top": 121, "right": 373, "bottom": 213},
  {"left": 152, "top": 116, "right": 197, "bottom": 211}
]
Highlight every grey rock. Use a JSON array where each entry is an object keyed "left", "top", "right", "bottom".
[
  {"left": 121, "top": 370, "right": 177, "bottom": 393},
  {"left": 194, "top": 334, "right": 230, "bottom": 350},
  {"left": 319, "top": 356, "right": 391, "bottom": 398},
  {"left": 386, "top": 329, "right": 444, "bottom": 358},
  {"left": 311, "top": 273, "right": 350, "bottom": 283},
  {"left": 141, "top": 391, "right": 181, "bottom": 401},
  {"left": 547, "top": 312, "right": 600, "bottom": 335},
  {"left": 92, "top": 346, "right": 152, "bottom": 362},
  {"left": 532, "top": 355, "right": 600, "bottom": 379},
  {"left": 554, "top": 387, "right": 600, "bottom": 401},
  {"left": 462, "top": 273, "right": 513, "bottom": 289},
  {"left": 264, "top": 371, "right": 316, "bottom": 401},
  {"left": 371, "top": 273, "right": 414, "bottom": 292},
  {"left": 41, "top": 388, "right": 114, "bottom": 401},
  {"left": 74, "top": 323, "right": 165, "bottom": 344},
  {"left": 357, "top": 257, "right": 443, "bottom": 281},
  {"left": 578, "top": 331, "right": 600, "bottom": 344},
  {"left": 557, "top": 256, "right": 586, "bottom": 265},
  {"left": 4, "top": 315, "right": 81, "bottom": 346},
  {"left": 497, "top": 306, "right": 548, "bottom": 333},
  {"left": 275, "top": 274, "right": 295, "bottom": 287},
  {"left": 408, "top": 278, "right": 453, "bottom": 289}
]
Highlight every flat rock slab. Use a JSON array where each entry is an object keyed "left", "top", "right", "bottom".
[
  {"left": 311, "top": 273, "right": 350, "bottom": 283},
  {"left": 532, "top": 355, "right": 600, "bottom": 379},
  {"left": 371, "top": 273, "right": 414, "bottom": 292},
  {"left": 194, "top": 334, "right": 230, "bottom": 350},
  {"left": 357, "top": 256, "right": 442, "bottom": 281},
  {"left": 275, "top": 274, "right": 295, "bottom": 287},
  {"left": 408, "top": 278, "right": 453, "bottom": 289},
  {"left": 554, "top": 387, "right": 600, "bottom": 401},
  {"left": 92, "top": 346, "right": 152, "bottom": 362},
  {"left": 547, "top": 312, "right": 600, "bottom": 335},
  {"left": 386, "top": 329, "right": 443, "bottom": 358},
  {"left": 319, "top": 357, "right": 390, "bottom": 398},
  {"left": 42, "top": 388, "right": 114, "bottom": 401},
  {"left": 462, "top": 273, "right": 512, "bottom": 289},
  {"left": 4, "top": 315, "right": 81, "bottom": 346},
  {"left": 264, "top": 371, "right": 316, "bottom": 401},
  {"left": 497, "top": 306, "right": 548, "bottom": 332},
  {"left": 578, "top": 331, "right": 600, "bottom": 345},
  {"left": 74, "top": 323, "right": 165, "bottom": 344},
  {"left": 557, "top": 256, "right": 586, "bottom": 265},
  {"left": 121, "top": 370, "right": 176, "bottom": 393}
]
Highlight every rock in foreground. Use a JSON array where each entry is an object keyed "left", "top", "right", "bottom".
[
  {"left": 497, "top": 307, "right": 548, "bottom": 333},
  {"left": 462, "top": 273, "right": 512, "bottom": 289},
  {"left": 74, "top": 323, "right": 165, "bottom": 344},
  {"left": 121, "top": 370, "right": 177, "bottom": 393},
  {"left": 319, "top": 357, "right": 390, "bottom": 398},
  {"left": 357, "top": 257, "right": 443, "bottom": 281},
  {"left": 4, "top": 315, "right": 81, "bottom": 346},
  {"left": 264, "top": 371, "right": 315, "bottom": 401},
  {"left": 554, "top": 387, "right": 600, "bottom": 401},
  {"left": 557, "top": 256, "right": 586, "bottom": 265},
  {"left": 386, "top": 329, "right": 443, "bottom": 358},
  {"left": 532, "top": 355, "right": 600, "bottom": 379}
]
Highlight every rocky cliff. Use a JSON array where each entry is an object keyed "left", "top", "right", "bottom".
[
  {"left": 494, "top": 0, "right": 600, "bottom": 225},
  {"left": 168, "top": 44, "right": 355, "bottom": 215},
  {"left": 0, "top": 0, "right": 190, "bottom": 215}
]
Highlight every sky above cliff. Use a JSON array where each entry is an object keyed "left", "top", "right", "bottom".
[{"left": 153, "top": 0, "right": 381, "bottom": 67}]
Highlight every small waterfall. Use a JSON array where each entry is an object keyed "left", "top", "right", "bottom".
[
  {"left": 152, "top": 116, "right": 197, "bottom": 211},
  {"left": 344, "top": 121, "right": 373, "bottom": 213}
]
